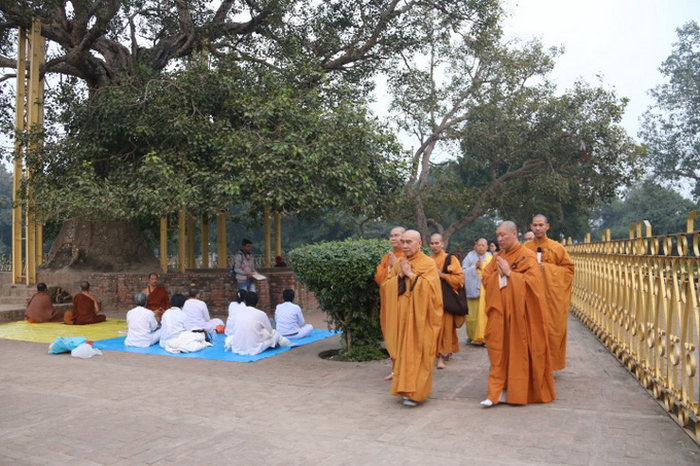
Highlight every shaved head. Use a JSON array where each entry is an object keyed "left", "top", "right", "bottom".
[
  {"left": 496, "top": 221, "right": 519, "bottom": 251},
  {"left": 401, "top": 230, "right": 422, "bottom": 258},
  {"left": 475, "top": 238, "right": 488, "bottom": 255},
  {"left": 499, "top": 221, "right": 517, "bottom": 233},
  {"left": 531, "top": 214, "right": 550, "bottom": 240},
  {"left": 429, "top": 233, "right": 445, "bottom": 255},
  {"left": 389, "top": 226, "right": 406, "bottom": 248}
]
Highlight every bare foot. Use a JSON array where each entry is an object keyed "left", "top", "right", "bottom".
[
  {"left": 383, "top": 372, "right": 394, "bottom": 381},
  {"left": 437, "top": 356, "right": 446, "bottom": 370}
]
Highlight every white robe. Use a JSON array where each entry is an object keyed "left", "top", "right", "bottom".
[
  {"left": 159, "top": 306, "right": 190, "bottom": 349},
  {"left": 226, "top": 306, "right": 284, "bottom": 355},
  {"left": 182, "top": 298, "right": 224, "bottom": 333},
  {"left": 125, "top": 306, "right": 161, "bottom": 347},
  {"left": 225, "top": 301, "right": 247, "bottom": 337},
  {"left": 165, "top": 331, "right": 212, "bottom": 353},
  {"left": 274, "top": 301, "right": 313, "bottom": 339}
]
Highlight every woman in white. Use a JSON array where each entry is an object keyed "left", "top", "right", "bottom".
[
  {"left": 159, "top": 294, "right": 189, "bottom": 348},
  {"left": 182, "top": 287, "right": 224, "bottom": 333},
  {"left": 225, "top": 289, "right": 248, "bottom": 337},
  {"left": 274, "top": 289, "right": 313, "bottom": 339},
  {"left": 125, "top": 293, "right": 161, "bottom": 347},
  {"left": 225, "top": 292, "right": 290, "bottom": 355}
]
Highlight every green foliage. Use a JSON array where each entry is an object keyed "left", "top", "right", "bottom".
[
  {"left": 640, "top": 21, "right": 700, "bottom": 202},
  {"left": 289, "top": 239, "right": 389, "bottom": 361}
]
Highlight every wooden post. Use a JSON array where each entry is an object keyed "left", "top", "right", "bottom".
[
  {"left": 274, "top": 211, "right": 282, "bottom": 258},
  {"left": 217, "top": 213, "right": 227, "bottom": 268},
  {"left": 201, "top": 216, "right": 209, "bottom": 268},
  {"left": 160, "top": 217, "right": 168, "bottom": 273},
  {"left": 263, "top": 206, "right": 271, "bottom": 267},
  {"left": 178, "top": 209, "right": 186, "bottom": 273}
]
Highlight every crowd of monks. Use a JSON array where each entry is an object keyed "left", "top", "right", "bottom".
[{"left": 375, "top": 215, "right": 574, "bottom": 408}]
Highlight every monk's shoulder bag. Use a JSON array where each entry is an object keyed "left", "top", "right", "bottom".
[{"left": 441, "top": 254, "right": 468, "bottom": 316}]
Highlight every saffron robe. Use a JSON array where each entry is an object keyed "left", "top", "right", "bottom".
[
  {"left": 524, "top": 237, "right": 575, "bottom": 371},
  {"left": 72, "top": 293, "right": 106, "bottom": 325},
  {"left": 482, "top": 242, "right": 555, "bottom": 405},
  {"left": 145, "top": 285, "right": 170, "bottom": 312},
  {"left": 375, "top": 248, "right": 404, "bottom": 359},
  {"left": 462, "top": 251, "right": 492, "bottom": 344},
  {"left": 25, "top": 291, "right": 64, "bottom": 323},
  {"left": 384, "top": 251, "right": 443, "bottom": 402},
  {"left": 432, "top": 250, "right": 465, "bottom": 356}
]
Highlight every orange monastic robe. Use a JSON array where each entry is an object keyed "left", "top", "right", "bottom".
[
  {"left": 432, "top": 250, "right": 465, "bottom": 356},
  {"left": 146, "top": 285, "right": 170, "bottom": 312},
  {"left": 482, "top": 242, "right": 555, "bottom": 405},
  {"left": 25, "top": 291, "right": 64, "bottom": 323},
  {"left": 375, "top": 248, "right": 404, "bottom": 359},
  {"left": 524, "top": 237, "right": 575, "bottom": 371},
  {"left": 72, "top": 293, "right": 106, "bottom": 325},
  {"left": 383, "top": 251, "right": 443, "bottom": 402}
]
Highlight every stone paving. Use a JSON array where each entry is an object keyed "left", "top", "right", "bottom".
[{"left": 0, "top": 310, "right": 698, "bottom": 465}]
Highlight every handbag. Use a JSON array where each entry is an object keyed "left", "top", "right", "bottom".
[{"left": 441, "top": 254, "right": 468, "bottom": 316}]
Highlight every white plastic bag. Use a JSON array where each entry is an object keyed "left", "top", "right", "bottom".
[{"left": 70, "top": 343, "right": 103, "bottom": 358}]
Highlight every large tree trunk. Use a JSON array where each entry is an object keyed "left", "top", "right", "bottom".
[{"left": 41, "top": 219, "right": 160, "bottom": 273}]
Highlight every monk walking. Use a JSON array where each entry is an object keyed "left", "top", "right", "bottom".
[
  {"left": 462, "top": 238, "right": 491, "bottom": 346},
  {"left": 429, "top": 233, "right": 465, "bottom": 370},
  {"left": 481, "top": 221, "right": 555, "bottom": 407},
  {"left": 383, "top": 230, "right": 443, "bottom": 407},
  {"left": 524, "top": 214, "right": 575, "bottom": 371},
  {"left": 374, "top": 226, "right": 405, "bottom": 381}
]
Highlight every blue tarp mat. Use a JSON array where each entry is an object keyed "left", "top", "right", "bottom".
[{"left": 94, "top": 329, "right": 341, "bottom": 362}]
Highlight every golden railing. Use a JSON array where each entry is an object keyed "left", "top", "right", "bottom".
[{"left": 567, "top": 210, "right": 700, "bottom": 444}]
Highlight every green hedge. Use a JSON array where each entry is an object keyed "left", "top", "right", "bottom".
[{"left": 289, "top": 238, "right": 390, "bottom": 361}]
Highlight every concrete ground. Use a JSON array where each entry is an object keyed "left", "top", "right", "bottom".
[{"left": 0, "top": 309, "right": 698, "bottom": 466}]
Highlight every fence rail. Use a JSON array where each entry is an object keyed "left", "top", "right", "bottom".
[{"left": 567, "top": 210, "right": 700, "bottom": 444}]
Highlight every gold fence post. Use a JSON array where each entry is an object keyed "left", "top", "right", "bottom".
[
  {"left": 12, "top": 27, "right": 27, "bottom": 284},
  {"left": 159, "top": 217, "right": 168, "bottom": 273},
  {"left": 178, "top": 209, "right": 186, "bottom": 273},
  {"left": 201, "top": 216, "right": 209, "bottom": 268},
  {"left": 274, "top": 211, "right": 282, "bottom": 258},
  {"left": 217, "top": 213, "right": 227, "bottom": 268},
  {"left": 263, "top": 206, "right": 271, "bottom": 267}
]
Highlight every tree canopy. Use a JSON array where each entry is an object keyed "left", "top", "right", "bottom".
[{"left": 640, "top": 21, "right": 700, "bottom": 201}]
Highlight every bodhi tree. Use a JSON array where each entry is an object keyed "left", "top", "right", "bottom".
[
  {"left": 388, "top": 12, "right": 642, "bottom": 244},
  {"left": 0, "top": 0, "right": 497, "bottom": 271}
]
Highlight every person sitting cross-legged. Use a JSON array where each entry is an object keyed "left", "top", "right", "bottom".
[
  {"left": 225, "top": 292, "right": 291, "bottom": 355},
  {"left": 159, "top": 293, "right": 190, "bottom": 349},
  {"left": 274, "top": 289, "right": 313, "bottom": 340},
  {"left": 125, "top": 292, "right": 161, "bottom": 347}
]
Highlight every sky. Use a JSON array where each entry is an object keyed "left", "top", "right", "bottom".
[{"left": 501, "top": 0, "right": 700, "bottom": 139}]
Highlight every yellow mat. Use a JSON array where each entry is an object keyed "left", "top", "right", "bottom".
[{"left": 0, "top": 319, "right": 128, "bottom": 344}]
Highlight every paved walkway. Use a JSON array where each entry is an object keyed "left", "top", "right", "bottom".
[{"left": 0, "top": 310, "right": 698, "bottom": 465}]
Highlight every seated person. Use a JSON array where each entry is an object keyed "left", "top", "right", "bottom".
[
  {"left": 274, "top": 255, "right": 288, "bottom": 267},
  {"left": 225, "top": 289, "right": 248, "bottom": 338},
  {"left": 125, "top": 292, "right": 161, "bottom": 347},
  {"left": 225, "top": 292, "right": 291, "bottom": 355},
  {"left": 70, "top": 281, "right": 107, "bottom": 325},
  {"left": 25, "top": 282, "right": 64, "bottom": 323},
  {"left": 182, "top": 287, "right": 224, "bottom": 333},
  {"left": 159, "top": 294, "right": 189, "bottom": 349},
  {"left": 274, "top": 289, "right": 313, "bottom": 339}
]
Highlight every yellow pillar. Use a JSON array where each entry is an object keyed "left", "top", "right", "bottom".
[
  {"left": 201, "top": 216, "right": 209, "bottom": 268},
  {"left": 12, "top": 27, "right": 27, "bottom": 284},
  {"left": 217, "top": 213, "right": 227, "bottom": 268},
  {"left": 160, "top": 217, "right": 168, "bottom": 273},
  {"left": 263, "top": 206, "right": 271, "bottom": 267},
  {"left": 274, "top": 211, "right": 282, "bottom": 258},
  {"left": 178, "top": 209, "right": 186, "bottom": 273},
  {"left": 187, "top": 213, "right": 196, "bottom": 269}
]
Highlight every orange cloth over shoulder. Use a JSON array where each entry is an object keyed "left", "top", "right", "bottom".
[
  {"left": 72, "top": 293, "right": 106, "bottom": 325},
  {"left": 482, "top": 243, "right": 555, "bottom": 405},
  {"left": 375, "top": 248, "right": 404, "bottom": 359},
  {"left": 383, "top": 251, "right": 443, "bottom": 402},
  {"left": 524, "top": 238, "right": 575, "bottom": 371},
  {"left": 146, "top": 285, "right": 170, "bottom": 312},
  {"left": 432, "top": 250, "right": 465, "bottom": 356}
]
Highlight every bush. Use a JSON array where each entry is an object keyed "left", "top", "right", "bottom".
[{"left": 289, "top": 238, "right": 390, "bottom": 361}]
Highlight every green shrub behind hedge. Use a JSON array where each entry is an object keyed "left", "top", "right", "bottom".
[{"left": 289, "top": 238, "right": 390, "bottom": 361}]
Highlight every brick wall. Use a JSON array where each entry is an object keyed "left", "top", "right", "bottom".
[{"left": 36, "top": 267, "right": 318, "bottom": 319}]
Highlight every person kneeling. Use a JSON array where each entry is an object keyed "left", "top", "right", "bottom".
[
  {"left": 225, "top": 292, "right": 291, "bottom": 355},
  {"left": 125, "top": 292, "right": 161, "bottom": 347},
  {"left": 274, "top": 289, "right": 313, "bottom": 340}
]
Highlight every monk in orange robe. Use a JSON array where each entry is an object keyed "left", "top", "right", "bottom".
[
  {"left": 383, "top": 230, "right": 443, "bottom": 407},
  {"left": 71, "top": 281, "right": 107, "bottom": 325},
  {"left": 481, "top": 221, "right": 555, "bottom": 407},
  {"left": 524, "top": 214, "right": 575, "bottom": 371},
  {"left": 429, "top": 233, "right": 465, "bottom": 370},
  {"left": 374, "top": 226, "right": 405, "bottom": 380},
  {"left": 25, "top": 283, "right": 64, "bottom": 323},
  {"left": 143, "top": 273, "right": 170, "bottom": 321}
]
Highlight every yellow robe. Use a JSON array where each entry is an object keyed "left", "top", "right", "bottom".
[
  {"left": 383, "top": 251, "right": 443, "bottom": 402},
  {"left": 375, "top": 248, "right": 404, "bottom": 359},
  {"left": 464, "top": 253, "right": 492, "bottom": 344},
  {"left": 482, "top": 243, "right": 555, "bottom": 405},
  {"left": 524, "top": 237, "right": 575, "bottom": 371},
  {"left": 432, "top": 250, "right": 465, "bottom": 356}
]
